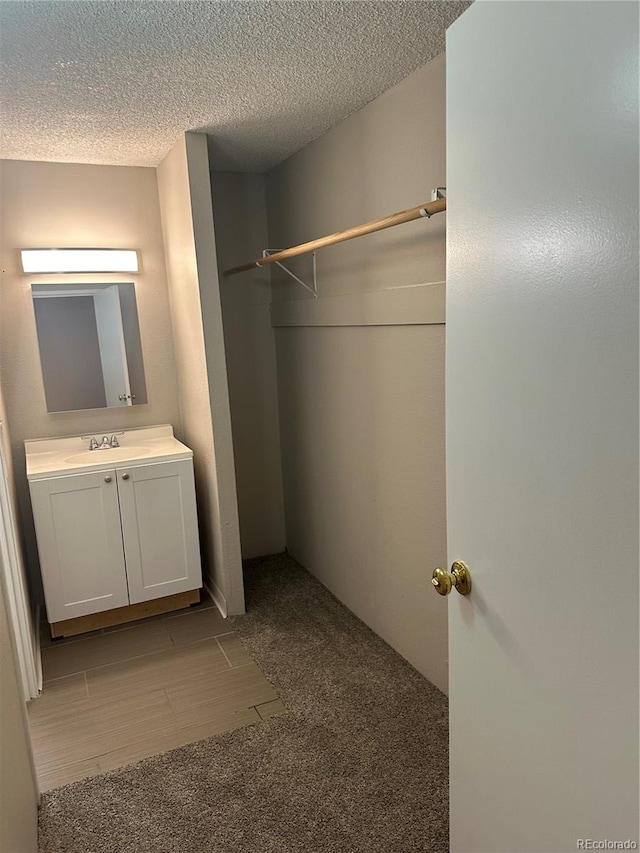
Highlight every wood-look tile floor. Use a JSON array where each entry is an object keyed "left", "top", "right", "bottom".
[{"left": 28, "top": 595, "right": 285, "bottom": 792}]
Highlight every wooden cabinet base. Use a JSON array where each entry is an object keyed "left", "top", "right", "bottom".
[{"left": 49, "top": 589, "right": 201, "bottom": 638}]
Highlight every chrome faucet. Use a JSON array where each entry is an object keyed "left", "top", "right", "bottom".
[{"left": 83, "top": 432, "right": 123, "bottom": 450}]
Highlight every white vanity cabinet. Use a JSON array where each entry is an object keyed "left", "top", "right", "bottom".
[
  {"left": 29, "top": 468, "right": 130, "bottom": 621},
  {"left": 115, "top": 459, "right": 201, "bottom": 605},
  {"left": 26, "top": 426, "right": 203, "bottom": 631}
]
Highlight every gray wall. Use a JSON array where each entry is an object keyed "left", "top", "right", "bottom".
[
  {"left": 265, "top": 54, "right": 448, "bottom": 693},
  {"left": 211, "top": 171, "right": 286, "bottom": 559},
  {"left": 0, "top": 159, "right": 182, "bottom": 597},
  {"left": 33, "top": 295, "right": 107, "bottom": 412}
]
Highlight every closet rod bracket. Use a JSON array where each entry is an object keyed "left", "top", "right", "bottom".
[
  {"left": 420, "top": 187, "right": 447, "bottom": 218},
  {"left": 263, "top": 249, "right": 318, "bottom": 298}
]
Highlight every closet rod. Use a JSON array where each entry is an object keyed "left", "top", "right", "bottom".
[{"left": 224, "top": 196, "right": 447, "bottom": 276}]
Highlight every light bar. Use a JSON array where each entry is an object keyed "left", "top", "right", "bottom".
[{"left": 21, "top": 249, "right": 139, "bottom": 274}]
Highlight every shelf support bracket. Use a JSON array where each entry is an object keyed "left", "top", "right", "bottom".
[{"left": 263, "top": 249, "right": 318, "bottom": 298}]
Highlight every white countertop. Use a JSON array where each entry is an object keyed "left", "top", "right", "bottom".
[{"left": 25, "top": 425, "right": 192, "bottom": 481}]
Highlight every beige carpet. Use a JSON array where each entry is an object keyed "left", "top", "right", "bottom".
[{"left": 38, "top": 553, "right": 448, "bottom": 852}]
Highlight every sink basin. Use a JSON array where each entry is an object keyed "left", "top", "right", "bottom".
[
  {"left": 25, "top": 426, "right": 193, "bottom": 481},
  {"left": 64, "top": 447, "right": 153, "bottom": 465}
]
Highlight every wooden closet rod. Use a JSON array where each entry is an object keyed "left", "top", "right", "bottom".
[{"left": 224, "top": 196, "right": 447, "bottom": 276}]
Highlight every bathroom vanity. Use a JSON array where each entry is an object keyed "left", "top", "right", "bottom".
[{"left": 26, "top": 425, "right": 202, "bottom": 637}]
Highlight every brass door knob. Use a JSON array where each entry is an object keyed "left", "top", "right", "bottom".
[{"left": 431, "top": 561, "right": 472, "bottom": 596}]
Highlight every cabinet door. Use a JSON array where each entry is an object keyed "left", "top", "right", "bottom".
[
  {"left": 116, "top": 460, "right": 202, "bottom": 604},
  {"left": 29, "top": 470, "right": 129, "bottom": 623}
]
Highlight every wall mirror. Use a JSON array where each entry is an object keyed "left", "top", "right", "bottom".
[{"left": 31, "top": 283, "right": 148, "bottom": 413}]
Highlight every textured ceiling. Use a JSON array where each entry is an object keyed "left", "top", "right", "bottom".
[{"left": 0, "top": 1, "right": 471, "bottom": 172}]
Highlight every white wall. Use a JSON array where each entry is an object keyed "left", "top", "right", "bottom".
[
  {"left": 210, "top": 171, "right": 286, "bottom": 559},
  {"left": 0, "top": 159, "right": 182, "bottom": 595},
  {"left": 266, "top": 55, "right": 448, "bottom": 693},
  {"left": 157, "top": 134, "right": 244, "bottom": 616},
  {"left": 0, "top": 573, "right": 38, "bottom": 853}
]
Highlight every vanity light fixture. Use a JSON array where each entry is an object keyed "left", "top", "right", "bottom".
[{"left": 20, "top": 248, "right": 139, "bottom": 274}]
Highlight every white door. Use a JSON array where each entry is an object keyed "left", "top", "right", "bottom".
[
  {"left": 446, "top": 3, "right": 638, "bottom": 852},
  {"left": 116, "top": 460, "right": 202, "bottom": 604},
  {"left": 93, "top": 285, "right": 131, "bottom": 406},
  {"left": 29, "top": 470, "right": 129, "bottom": 622}
]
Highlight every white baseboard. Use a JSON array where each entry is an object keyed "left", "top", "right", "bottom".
[
  {"left": 204, "top": 576, "right": 228, "bottom": 618},
  {"left": 33, "top": 603, "right": 42, "bottom": 695}
]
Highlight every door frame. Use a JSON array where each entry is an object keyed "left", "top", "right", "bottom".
[{"left": 0, "top": 422, "right": 40, "bottom": 700}]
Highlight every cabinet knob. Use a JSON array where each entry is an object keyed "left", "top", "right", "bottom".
[
  {"left": 122, "top": 473, "right": 129, "bottom": 480},
  {"left": 104, "top": 476, "right": 112, "bottom": 483}
]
